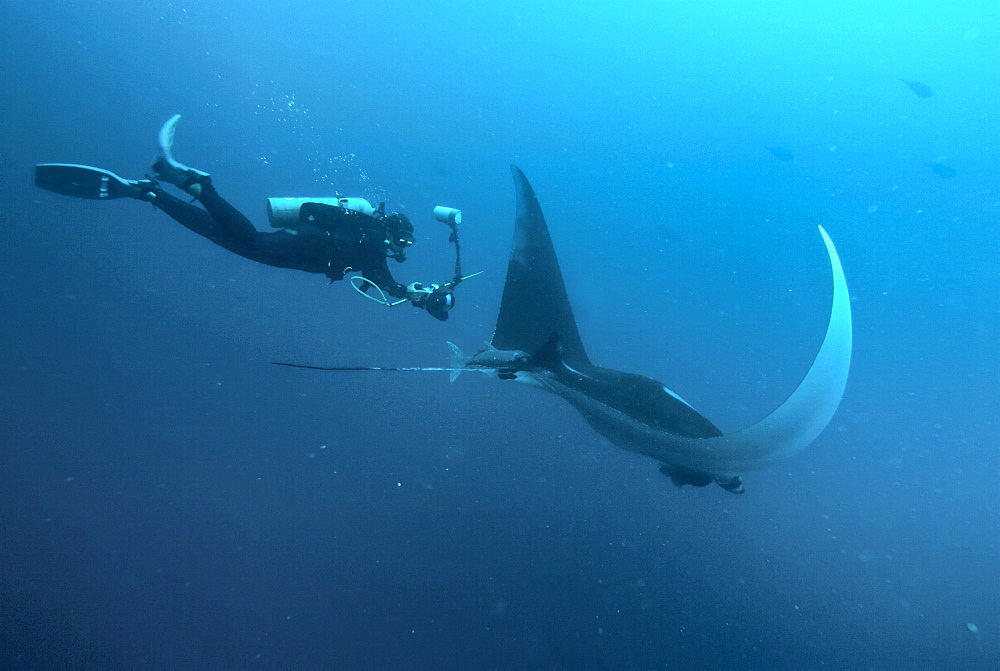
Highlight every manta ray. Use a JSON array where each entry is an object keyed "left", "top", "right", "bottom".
[{"left": 279, "top": 166, "right": 853, "bottom": 493}]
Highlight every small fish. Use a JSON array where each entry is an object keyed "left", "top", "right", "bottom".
[
  {"left": 929, "top": 163, "right": 957, "bottom": 179},
  {"left": 901, "top": 79, "right": 933, "bottom": 98},
  {"left": 766, "top": 146, "right": 794, "bottom": 161}
]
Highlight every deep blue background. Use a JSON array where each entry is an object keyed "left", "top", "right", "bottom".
[{"left": 2, "top": 1, "right": 998, "bottom": 668}]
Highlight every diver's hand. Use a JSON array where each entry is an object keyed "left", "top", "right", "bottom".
[{"left": 405, "top": 281, "right": 436, "bottom": 303}]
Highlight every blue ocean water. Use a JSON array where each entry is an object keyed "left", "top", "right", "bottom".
[{"left": 2, "top": 1, "right": 998, "bottom": 668}]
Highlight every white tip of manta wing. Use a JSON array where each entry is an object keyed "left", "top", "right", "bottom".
[
  {"left": 662, "top": 385, "right": 695, "bottom": 409},
  {"left": 733, "top": 225, "right": 852, "bottom": 469},
  {"left": 817, "top": 225, "right": 837, "bottom": 259},
  {"left": 685, "top": 226, "right": 853, "bottom": 473}
]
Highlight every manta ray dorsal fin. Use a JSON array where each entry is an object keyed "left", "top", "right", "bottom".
[{"left": 492, "top": 166, "right": 591, "bottom": 367}]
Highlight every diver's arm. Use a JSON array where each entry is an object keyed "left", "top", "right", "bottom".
[{"left": 362, "top": 256, "right": 408, "bottom": 299}]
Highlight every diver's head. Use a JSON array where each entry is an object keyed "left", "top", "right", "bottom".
[{"left": 384, "top": 213, "right": 414, "bottom": 259}]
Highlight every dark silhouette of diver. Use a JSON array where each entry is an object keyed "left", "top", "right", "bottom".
[{"left": 35, "top": 115, "right": 460, "bottom": 321}]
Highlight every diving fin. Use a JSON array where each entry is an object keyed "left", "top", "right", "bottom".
[
  {"left": 153, "top": 114, "right": 210, "bottom": 192},
  {"left": 34, "top": 163, "right": 151, "bottom": 200}
]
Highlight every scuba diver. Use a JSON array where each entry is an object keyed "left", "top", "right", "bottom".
[{"left": 34, "top": 115, "right": 466, "bottom": 321}]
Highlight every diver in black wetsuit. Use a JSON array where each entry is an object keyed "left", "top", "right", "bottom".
[
  {"left": 142, "top": 177, "right": 428, "bottom": 311},
  {"left": 34, "top": 115, "right": 457, "bottom": 321}
]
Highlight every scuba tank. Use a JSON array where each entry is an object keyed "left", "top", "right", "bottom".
[
  {"left": 267, "top": 198, "right": 464, "bottom": 230},
  {"left": 266, "top": 197, "right": 376, "bottom": 228}
]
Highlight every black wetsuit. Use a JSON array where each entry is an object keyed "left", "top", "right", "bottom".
[{"left": 151, "top": 182, "right": 408, "bottom": 299}]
